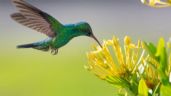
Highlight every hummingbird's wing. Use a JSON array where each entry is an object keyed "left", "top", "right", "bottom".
[{"left": 11, "top": 0, "right": 63, "bottom": 38}]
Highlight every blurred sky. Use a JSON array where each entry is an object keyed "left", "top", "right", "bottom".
[
  {"left": 0, "top": 0, "right": 171, "bottom": 96},
  {"left": 0, "top": 0, "right": 171, "bottom": 43}
]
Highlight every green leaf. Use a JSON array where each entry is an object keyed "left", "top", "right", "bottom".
[
  {"left": 143, "top": 42, "right": 157, "bottom": 58},
  {"left": 156, "top": 38, "right": 168, "bottom": 84},
  {"left": 159, "top": 47, "right": 168, "bottom": 85},
  {"left": 159, "top": 48, "right": 167, "bottom": 72},
  {"left": 156, "top": 38, "right": 165, "bottom": 57},
  {"left": 160, "top": 84, "right": 171, "bottom": 96},
  {"left": 138, "top": 79, "right": 148, "bottom": 96}
]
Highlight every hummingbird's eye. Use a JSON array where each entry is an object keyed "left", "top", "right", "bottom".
[{"left": 87, "top": 32, "right": 92, "bottom": 36}]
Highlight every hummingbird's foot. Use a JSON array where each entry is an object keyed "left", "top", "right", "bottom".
[{"left": 51, "top": 49, "right": 58, "bottom": 55}]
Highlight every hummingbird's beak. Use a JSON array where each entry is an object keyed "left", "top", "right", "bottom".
[{"left": 91, "top": 35, "right": 102, "bottom": 48}]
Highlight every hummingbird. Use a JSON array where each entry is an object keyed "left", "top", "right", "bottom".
[{"left": 11, "top": 0, "right": 102, "bottom": 55}]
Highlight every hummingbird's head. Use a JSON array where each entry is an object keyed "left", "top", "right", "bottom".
[{"left": 76, "top": 22, "right": 102, "bottom": 47}]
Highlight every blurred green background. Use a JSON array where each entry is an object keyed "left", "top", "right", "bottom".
[{"left": 0, "top": 0, "right": 171, "bottom": 96}]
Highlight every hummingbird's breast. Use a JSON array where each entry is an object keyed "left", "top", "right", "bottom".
[
  {"left": 51, "top": 24, "right": 77, "bottom": 48},
  {"left": 51, "top": 23, "right": 88, "bottom": 49},
  {"left": 52, "top": 34, "right": 71, "bottom": 48}
]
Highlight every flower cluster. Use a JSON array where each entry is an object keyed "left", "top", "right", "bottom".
[
  {"left": 141, "top": 0, "right": 171, "bottom": 8},
  {"left": 86, "top": 36, "right": 171, "bottom": 96}
]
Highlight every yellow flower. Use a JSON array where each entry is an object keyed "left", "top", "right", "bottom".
[
  {"left": 143, "top": 56, "right": 160, "bottom": 89},
  {"left": 86, "top": 36, "right": 171, "bottom": 95},
  {"left": 86, "top": 36, "right": 144, "bottom": 81},
  {"left": 141, "top": 0, "right": 171, "bottom": 8}
]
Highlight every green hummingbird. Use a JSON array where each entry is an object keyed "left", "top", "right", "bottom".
[{"left": 11, "top": 0, "right": 102, "bottom": 55}]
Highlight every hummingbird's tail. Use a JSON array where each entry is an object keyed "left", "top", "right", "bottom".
[
  {"left": 17, "top": 38, "right": 52, "bottom": 51},
  {"left": 17, "top": 43, "right": 38, "bottom": 48}
]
